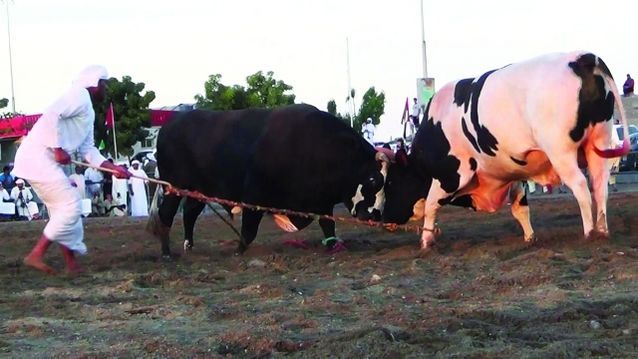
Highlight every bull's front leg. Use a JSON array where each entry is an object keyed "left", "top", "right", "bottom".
[
  {"left": 509, "top": 182, "right": 536, "bottom": 243},
  {"left": 419, "top": 184, "right": 446, "bottom": 255}
]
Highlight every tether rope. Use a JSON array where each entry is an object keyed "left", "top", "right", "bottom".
[{"left": 71, "top": 160, "right": 425, "bottom": 234}]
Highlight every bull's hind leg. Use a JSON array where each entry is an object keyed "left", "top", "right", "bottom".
[
  {"left": 237, "top": 209, "right": 264, "bottom": 254},
  {"left": 548, "top": 152, "right": 595, "bottom": 238},
  {"left": 149, "top": 193, "right": 183, "bottom": 258},
  {"left": 585, "top": 147, "right": 612, "bottom": 237},
  {"left": 509, "top": 182, "right": 536, "bottom": 243},
  {"left": 183, "top": 198, "right": 205, "bottom": 251}
]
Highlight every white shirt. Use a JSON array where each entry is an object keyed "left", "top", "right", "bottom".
[
  {"left": 11, "top": 186, "right": 33, "bottom": 206},
  {"left": 362, "top": 122, "right": 376, "bottom": 144},
  {"left": 13, "top": 85, "right": 106, "bottom": 182},
  {"left": 0, "top": 188, "right": 9, "bottom": 201},
  {"left": 411, "top": 102, "right": 421, "bottom": 117}
]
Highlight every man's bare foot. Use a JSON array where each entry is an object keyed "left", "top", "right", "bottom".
[{"left": 23, "top": 255, "right": 56, "bottom": 275}]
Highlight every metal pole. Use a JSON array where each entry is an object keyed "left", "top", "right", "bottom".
[
  {"left": 5, "top": 0, "right": 16, "bottom": 112},
  {"left": 346, "top": 37, "right": 353, "bottom": 127},
  {"left": 420, "top": 0, "right": 428, "bottom": 78}
]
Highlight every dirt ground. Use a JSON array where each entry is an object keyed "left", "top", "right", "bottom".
[{"left": 1, "top": 192, "right": 638, "bottom": 358}]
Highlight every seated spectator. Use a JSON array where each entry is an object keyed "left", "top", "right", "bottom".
[
  {"left": 0, "top": 165, "right": 15, "bottom": 192},
  {"left": 91, "top": 192, "right": 105, "bottom": 217},
  {"left": 11, "top": 179, "right": 39, "bottom": 220},
  {"left": 623, "top": 74, "right": 634, "bottom": 96},
  {"left": 395, "top": 138, "right": 409, "bottom": 167},
  {"left": 0, "top": 183, "right": 13, "bottom": 220},
  {"left": 104, "top": 193, "right": 126, "bottom": 217}
]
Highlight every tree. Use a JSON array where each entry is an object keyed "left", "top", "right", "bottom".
[
  {"left": 354, "top": 87, "right": 385, "bottom": 132},
  {"left": 195, "top": 71, "right": 295, "bottom": 110},
  {"left": 327, "top": 86, "right": 386, "bottom": 133},
  {"left": 0, "top": 98, "right": 7, "bottom": 110},
  {"left": 94, "top": 76, "right": 156, "bottom": 157}
]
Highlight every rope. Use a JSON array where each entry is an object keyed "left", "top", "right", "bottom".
[{"left": 71, "top": 160, "right": 427, "bottom": 235}]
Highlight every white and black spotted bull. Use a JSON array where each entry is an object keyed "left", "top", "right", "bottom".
[{"left": 383, "top": 51, "right": 630, "bottom": 253}]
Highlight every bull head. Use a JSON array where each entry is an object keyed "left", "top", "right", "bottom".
[
  {"left": 348, "top": 151, "right": 391, "bottom": 221},
  {"left": 382, "top": 157, "right": 431, "bottom": 225}
]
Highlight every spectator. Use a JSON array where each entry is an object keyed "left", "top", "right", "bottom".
[
  {"left": 104, "top": 193, "right": 126, "bottom": 217},
  {"left": 84, "top": 166, "right": 104, "bottom": 198},
  {"left": 11, "top": 179, "right": 36, "bottom": 220},
  {"left": 409, "top": 97, "right": 421, "bottom": 136},
  {"left": 361, "top": 118, "right": 376, "bottom": 145},
  {"left": 102, "top": 158, "right": 114, "bottom": 199},
  {"left": 69, "top": 165, "right": 86, "bottom": 199},
  {"left": 128, "top": 160, "right": 149, "bottom": 216},
  {"left": 0, "top": 183, "right": 10, "bottom": 202},
  {"left": 623, "top": 74, "right": 634, "bottom": 96},
  {"left": 395, "top": 138, "right": 409, "bottom": 167},
  {"left": 0, "top": 165, "right": 15, "bottom": 192},
  {"left": 91, "top": 192, "right": 105, "bottom": 216}
]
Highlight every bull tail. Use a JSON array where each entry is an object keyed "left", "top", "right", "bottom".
[
  {"left": 146, "top": 183, "right": 164, "bottom": 235},
  {"left": 594, "top": 57, "right": 630, "bottom": 158}
]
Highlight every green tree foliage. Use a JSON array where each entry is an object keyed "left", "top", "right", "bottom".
[
  {"left": 327, "top": 86, "right": 386, "bottom": 133},
  {"left": 0, "top": 98, "right": 7, "bottom": 110},
  {"left": 195, "top": 71, "right": 295, "bottom": 110},
  {"left": 94, "top": 76, "right": 156, "bottom": 157}
]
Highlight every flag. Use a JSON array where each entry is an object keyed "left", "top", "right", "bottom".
[
  {"left": 105, "top": 102, "right": 114, "bottom": 130},
  {"left": 400, "top": 97, "right": 410, "bottom": 125},
  {"left": 98, "top": 139, "right": 106, "bottom": 150}
]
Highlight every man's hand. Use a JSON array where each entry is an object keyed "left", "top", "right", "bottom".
[
  {"left": 100, "top": 161, "right": 132, "bottom": 179},
  {"left": 53, "top": 148, "right": 71, "bottom": 165}
]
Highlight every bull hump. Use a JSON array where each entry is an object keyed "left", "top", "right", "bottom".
[{"left": 454, "top": 71, "right": 500, "bottom": 157}]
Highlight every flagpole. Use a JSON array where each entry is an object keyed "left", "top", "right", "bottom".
[{"left": 110, "top": 103, "right": 118, "bottom": 160}]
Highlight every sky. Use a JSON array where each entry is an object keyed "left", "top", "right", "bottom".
[{"left": 1, "top": 0, "right": 637, "bottom": 142}]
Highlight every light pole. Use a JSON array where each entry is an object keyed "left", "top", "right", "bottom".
[
  {"left": 420, "top": 0, "right": 428, "bottom": 78},
  {"left": 4, "top": 0, "right": 16, "bottom": 113}
]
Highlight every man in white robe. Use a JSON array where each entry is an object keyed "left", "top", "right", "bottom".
[
  {"left": 128, "top": 160, "right": 149, "bottom": 217},
  {"left": 13, "top": 65, "right": 131, "bottom": 275},
  {"left": 112, "top": 162, "right": 129, "bottom": 212},
  {"left": 10, "top": 179, "right": 35, "bottom": 219}
]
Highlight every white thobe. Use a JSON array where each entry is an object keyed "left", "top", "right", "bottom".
[
  {"left": 12, "top": 82, "right": 106, "bottom": 254},
  {"left": 84, "top": 168, "right": 103, "bottom": 197},
  {"left": 69, "top": 173, "right": 86, "bottom": 199},
  {"left": 11, "top": 186, "right": 35, "bottom": 218},
  {"left": 128, "top": 168, "right": 149, "bottom": 216},
  {"left": 362, "top": 123, "right": 376, "bottom": 145}
]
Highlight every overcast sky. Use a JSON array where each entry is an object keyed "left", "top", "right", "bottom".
[{"left": 1, "top": 0, "right": 637, "bottom": 141}]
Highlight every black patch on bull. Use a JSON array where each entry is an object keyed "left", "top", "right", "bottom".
[
  {"left": 510, "top": 156, "right": 527, "bottom": 166},
  {"left": 568, "top": 53, "right": 615, "bottom": 142},
  {"left": 438, "top": 194, "right": 475, "bottom": 210},
  {"left": 469, "top": 158, "right": 477, "bottom": 171},
  {"left": 519, "top": 194, "right": 528, "bottom": 207},
  {"left": 454, "top": 71, "right": 500, "bottom": 157},
  {"left": 411, "top": 117, "right": 461, "bottom": 193},
  {"left": 462, "top": 117, "right": 480, "bottom": 153}
]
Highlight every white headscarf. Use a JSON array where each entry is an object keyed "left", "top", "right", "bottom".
[{"left": 73, "top": 65, "right": 108, "bottom": 88}]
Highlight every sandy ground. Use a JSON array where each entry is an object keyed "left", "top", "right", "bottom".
[{"left": 1, "top": 191, "right": 637, "bottom": 358}]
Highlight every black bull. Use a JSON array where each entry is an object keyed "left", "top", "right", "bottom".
[{"left": 147, "top": 104, "right": 388, "bottom": 257}]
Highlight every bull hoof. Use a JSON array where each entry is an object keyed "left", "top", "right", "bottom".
[
  {"left": 524, "top": 233, "right": 539, "bottom": 245},
  {"left": 326, "top": 241, "right": 347, "bottom": 255},
  {"left": 183, "top": 240, "right": 193, "bottom": 252},
  {"left": 235, "top": 242, "right": 249, "bottom": 256}
]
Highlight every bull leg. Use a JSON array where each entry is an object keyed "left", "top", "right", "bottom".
[
  {"left": 585, "top": 148, "right": 612, "bottom": 236},
  {"left": 237, "top": 209, "right": 264, "bottom": 254},
  {"left": 152, "top": 194, "right": 183, "bottom": 258},
  {"left": 550, "top": 154, "right": 595, "bottom": 238},
  {"left": 509, "top": 182, "right": 536, "bottom": 242},
  {"left": 420, "top": 181, "right": 446, "bottom": 252},
  {"left": 182, "top": 198, "right": 205, "bottom": 251}
]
